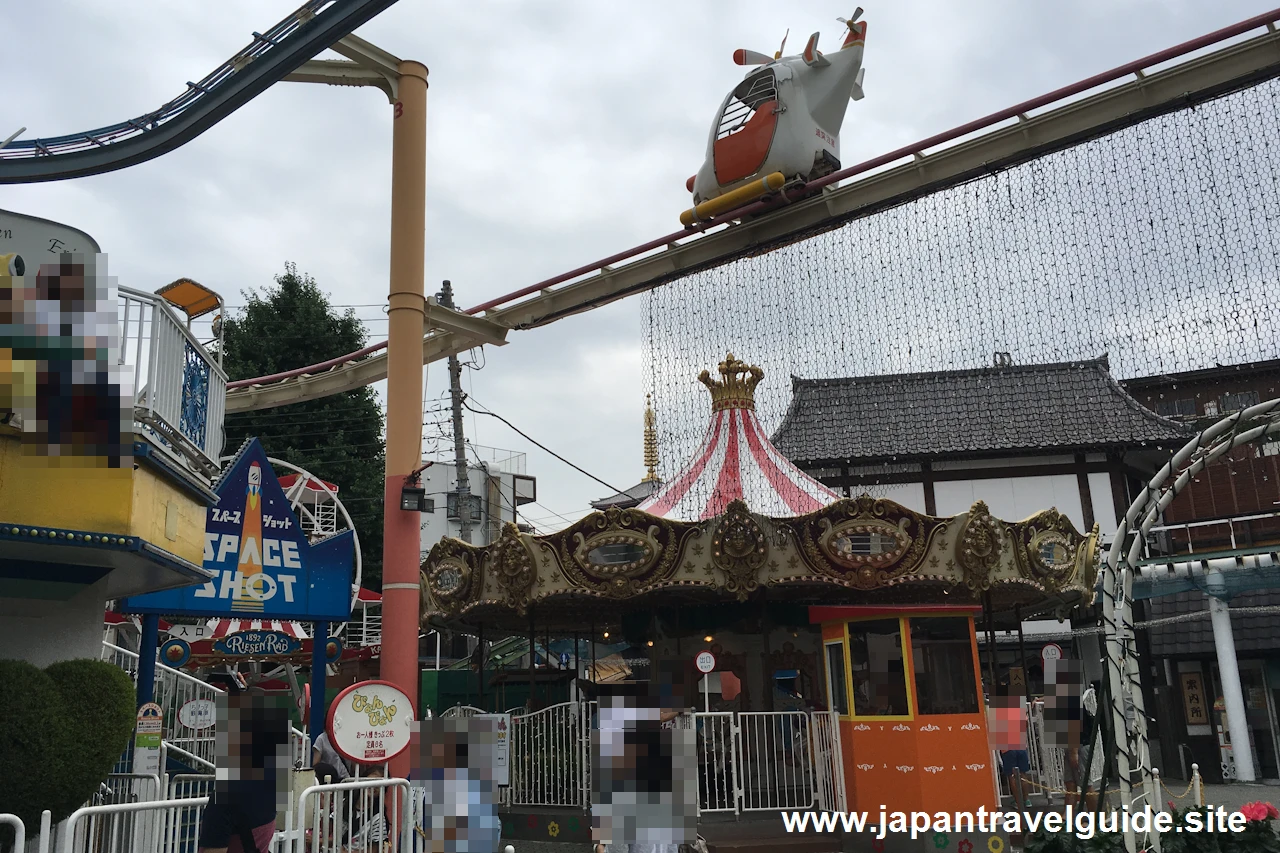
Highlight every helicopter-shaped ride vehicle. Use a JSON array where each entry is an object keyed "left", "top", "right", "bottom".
[{"left": 680, "top": 8, "right": 868, "bottom": 227}]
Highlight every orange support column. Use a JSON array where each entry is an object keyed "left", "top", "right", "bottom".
[{"left": 381, "top": 59, "right": 429, "bottom": 781}]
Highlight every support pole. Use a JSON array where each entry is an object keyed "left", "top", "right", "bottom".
[
  {"left": 380, "top": 58, "right": 429, "bottom": 782},
  {"left": 1016, "top": 605, "right": 1030, "bottom": 704},
  {"left": 528, "top": 607, "right": 537, "bottom": 710},
  {"left": 439, "top": 280, "right": 472, "bottom": 544},
  {"left": 137, "top": 614, "right": 159, "bottom": 708},
  {"left": 1208, "top": 579, "right": 1256, "bottom": 781},
  {"left": 982, "top": 591, "right": 998, "bottom": 695},
  {"left": 310, "top": 621, "right": 328, "bottom": 744},
  {"left": 477, "top": 623, "right": 485, "bottom": 711}
]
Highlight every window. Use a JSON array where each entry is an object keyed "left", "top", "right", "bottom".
[
  {"left": 1221, "top": 391, "right": 1260, "bottom": 412},
  {"left": 847, "top": 619, "right": 910, "bottom": 717},
  {"left": 1262, "top": 440, "right": 1280, "bottom": 458},
  {"left": 910, "top": 617, "right": 979, "bottom": 715},
  {"left": 1155, "top": 398, "right": 1196, "bottom": 418},
  {"left": 825, "top": 641, "right": 849, "bottom": 716}
]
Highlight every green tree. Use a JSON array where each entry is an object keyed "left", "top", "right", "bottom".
[{"left": 221, "top": 262, "right": 386, "bottom": 590}]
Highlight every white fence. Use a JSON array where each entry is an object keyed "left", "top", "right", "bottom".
[
  {"left": 506, "top": 701, "right": 593, "bottom": 808},
  {"left": 438, "top": 702, "right": 845, "bottom": 815},
  {"left": 119, "top": 285, "right": 226, "bottom": 472},
  {"left": 101, "top": 642, "right": 221, "bottom": 771}
]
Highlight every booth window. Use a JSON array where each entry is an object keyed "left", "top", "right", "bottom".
[
  {"left": 847, "top": 618, "right": 910, "bottom": 717},
  {"left": 825, "top": 641, "right": 849, "bottom": 716},
  {"left": 910, "top": 617, "right": 979, "bottom": 715}
]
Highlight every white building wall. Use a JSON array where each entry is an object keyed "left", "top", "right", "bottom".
[
  {"left": 856, "top": 481, "right": 927, "bottom": 514},
  {"left": 934, "top": 473, "right": 1087, "bottom": 530},
  {"left": 1087, "top": 471, "right": 1119, "bottom": 532},
  {"left": 419, "top": 462, "right": 526, "bottom": 554},
  {"left": 0, "top": 578, "right": 109, "bottom": 667}
]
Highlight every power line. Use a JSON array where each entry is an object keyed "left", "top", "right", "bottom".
[{"left": 460, "top": 397, "right": 624, "bottom": 495}]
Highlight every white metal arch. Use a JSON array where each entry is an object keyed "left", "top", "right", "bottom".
[{"left": 1102, "top": 397, "right": 1280, "bottom": 853}]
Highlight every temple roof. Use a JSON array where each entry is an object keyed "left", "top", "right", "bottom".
[
  {"left": 637, "top": 354, "right": 839, "bottom": 521},
  {"left": 773, "top": 356, "right": 1191, "bottom": 465}
]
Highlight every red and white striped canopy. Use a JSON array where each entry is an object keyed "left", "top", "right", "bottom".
[
  {"left": 637, "top": 375, "right": 839, "bottom": 521},
  {"left": 206, "top": 619, "right": 310, "bottom": 639}
]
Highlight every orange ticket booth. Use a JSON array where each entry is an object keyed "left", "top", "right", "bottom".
[{"left": 812, "top": 605, "right": 998, "bottom": 815}]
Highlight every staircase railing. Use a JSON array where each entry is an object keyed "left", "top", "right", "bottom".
[{"left": 101, "top": 641, "right": 222, "bottom": 769}]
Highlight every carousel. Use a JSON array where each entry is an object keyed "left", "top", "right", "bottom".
[{"left": 420, "top": 353, "right": 1100, "bottom": 815}]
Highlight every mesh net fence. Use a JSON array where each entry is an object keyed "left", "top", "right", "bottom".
[{"left": 642, "top": 76, "right": 1280, "bottom": 496}]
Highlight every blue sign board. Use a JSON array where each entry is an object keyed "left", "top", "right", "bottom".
[
  {"left": 213, "top": 630, "right": 302, "bottom": 656},
  {"left": 122, "top": 438, "right": 354, "bottom": 622}
]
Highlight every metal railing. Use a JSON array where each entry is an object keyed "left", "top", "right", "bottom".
[
  {"left": 0, "top": 813, "right": 26, "bottom": 853},
  {"left": 1145, "top": 511, "right": 1280, "bottom": 558},
  {"left": 119, "top": 286, "right": 227, "bottom": 473},
  {"left": 437, "top": 705, "right": 486, "bottom": 718},
  {"left": 506, "top": 701, "right": 592, "bottom": 808},
  {"left": 291, "top": 728, "right": 312, "bottom": 770},
  {"left": 695, "top": 712, "right": 738, "bottom": 813},
  {"left": 60, "top": 796, "right": 209, "bottom": 853},
  {"left": 809, "top": 711, "right": 847, "bottom": 813},
  {"left": 345, "top": 614, "right": 381, "bottom": 647},
  {"left": 736, "top": 711, "right": 817, "bottom": 811},
  {"left": 294, "top": 777, "right": 408, "bottom": 853},
  {"left": 101, "top": 641, "right": 223, "bottom": 770}
]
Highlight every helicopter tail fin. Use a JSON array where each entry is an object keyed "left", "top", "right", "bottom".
[
  {"left": 841, "top": 20, "right": 867, "bottom": 50},
  {"left": 802, "top": 33, "right": 829, "bottom": 67}
]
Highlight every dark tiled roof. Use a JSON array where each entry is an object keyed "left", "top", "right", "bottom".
[
  {"left": 771, "top": 356, "right": 1191, "bottom": 464},
  {"left": 1147, "top": 589, "right": 1280, "bottom": 657},
  {"left": 590, "top": 479, "right": 660, "bottom": 510}
]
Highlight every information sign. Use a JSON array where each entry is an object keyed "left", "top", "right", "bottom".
[
  {"left": 327, "top": 680, "right": 412, "bottom": 765},
  {"left": 134, "top": 703, "right": 163, "bottom": 776}
]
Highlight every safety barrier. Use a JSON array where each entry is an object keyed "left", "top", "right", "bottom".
[
  {"left": 293, "top": 777, "right": 408, "bottom": 853},
  {"left": 809, "top": 711, "right": 847, "bottom": 813},
  {"left": 736, "top": 711, "right": 817, "bottom": 811},
  {"left": 437, "top": 705, "right": 485, "bottom": 718},
  {"left": 0, "top": 814, "right": 25, "bottom": 853},
  {"left": 119, "top": 285, "right": 227, "bottom": 473},
  {"left": 101, "top": 641, "right": 223, "bottom": 771},
  {"left": 506, "top": 701, "right": 592, "bottom": 808},
  {"left": 59, "top": 795, "right": 209, "bottom": 853},
  {"left": 694, "top": 712, "right": 738, "bottom": 813}
]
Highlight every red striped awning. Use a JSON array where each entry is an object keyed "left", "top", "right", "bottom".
[
  {"left": 637, "top": 380, "right": 838, "bottom": 521},
  {"left": 205, "top": 619, "right": 310, "bottom": 639},
  {"left": 277, "top": 474, "right": 339, "bottom": 496}
]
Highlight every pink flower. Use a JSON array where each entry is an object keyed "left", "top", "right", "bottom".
[{"left": 1240, "top": 801, "right": 1271, "bottom": 822}]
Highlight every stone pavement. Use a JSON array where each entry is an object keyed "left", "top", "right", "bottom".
[{"left": 1196, "top": 781, "right": 1280, "bottom": 813}]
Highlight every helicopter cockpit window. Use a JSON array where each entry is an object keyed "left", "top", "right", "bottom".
[{"left": 716, "top": 70, "right": 779, "bottom": 141}]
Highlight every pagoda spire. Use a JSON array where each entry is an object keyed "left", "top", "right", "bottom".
[{"left": 642, "top": 394, "right": 660, "bottom": 483}]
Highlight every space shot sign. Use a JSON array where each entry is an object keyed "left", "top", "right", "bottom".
[{"left": 120, "top": 438, "right": 354, "bottom": 622}]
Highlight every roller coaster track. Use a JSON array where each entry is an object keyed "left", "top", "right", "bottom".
[
  {"left": 0, "top": 0, "right": 401, "bottom": 183},
  {"left": 222, "top": 7, "right": 1280, "bottom": 413}
]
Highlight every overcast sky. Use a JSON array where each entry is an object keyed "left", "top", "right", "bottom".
[{"left": 4, "top": 0, "right": 1274, "bottom": 531}]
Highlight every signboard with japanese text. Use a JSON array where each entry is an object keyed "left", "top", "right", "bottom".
[
  {"left": 121, "top": 438, "right": 354, "bottom": 621},
  {"left": 134, "top": 703, "right": 163, "bottom": 775},
  {"left": 1181, "top": 671, "right": 1209, "bottom": 726},
  {"left": 476, "top": 714, "right": 511, "bottom": 786},
  {"left": 327, "top": 680, "right": 412, "bottom": 765}
]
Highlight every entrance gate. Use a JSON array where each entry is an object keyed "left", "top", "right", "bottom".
[{"left": 446, "top": 703, "right": 845, "bottom": 813}]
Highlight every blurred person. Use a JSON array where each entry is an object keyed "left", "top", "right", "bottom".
[
  {"left": 198, "top": 677, "right": 291, "bottom": 853},
  {"left": 414, "top": 718, "right": 501, "bottom": 853},
  {"left": 312, "top": 729, "right": 351, "bottom": 782},
  {"left": 1043, "top": 660, "right": 1086, "bottom": 807},
  {"left": 990, "top": 694, "right": 1031, "bottom": 809}
]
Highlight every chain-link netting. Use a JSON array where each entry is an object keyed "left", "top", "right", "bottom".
[{"left": 643, "top": 77, "right": 1280, "bottom": 491}]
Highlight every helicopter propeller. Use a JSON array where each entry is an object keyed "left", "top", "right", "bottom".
[
  {"left": 837, "top": 7, "right": 864, "bottom": 28},
  {"left": 773, "top": 28, "right": 790, "bottom": 60}
]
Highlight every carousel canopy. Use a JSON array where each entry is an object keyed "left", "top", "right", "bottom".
[
  {"left": 637, "top": 353, "right": 839, "bottom": 521},
  {"left": 420, "top": 354, "right": 1102, "bottom": 635}
]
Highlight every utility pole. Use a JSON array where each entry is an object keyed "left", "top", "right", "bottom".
[{"left": 438, "top": 280, "right": 472, "bottom": 543}]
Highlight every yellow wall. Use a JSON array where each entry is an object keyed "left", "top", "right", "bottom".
[{"left": 0, "top": 430, "right": 206, "bottom": 565}]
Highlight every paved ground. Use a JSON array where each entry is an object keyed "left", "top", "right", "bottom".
[{"left": 1198, "top": 781, "right": 1280, "bottom": 813}]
